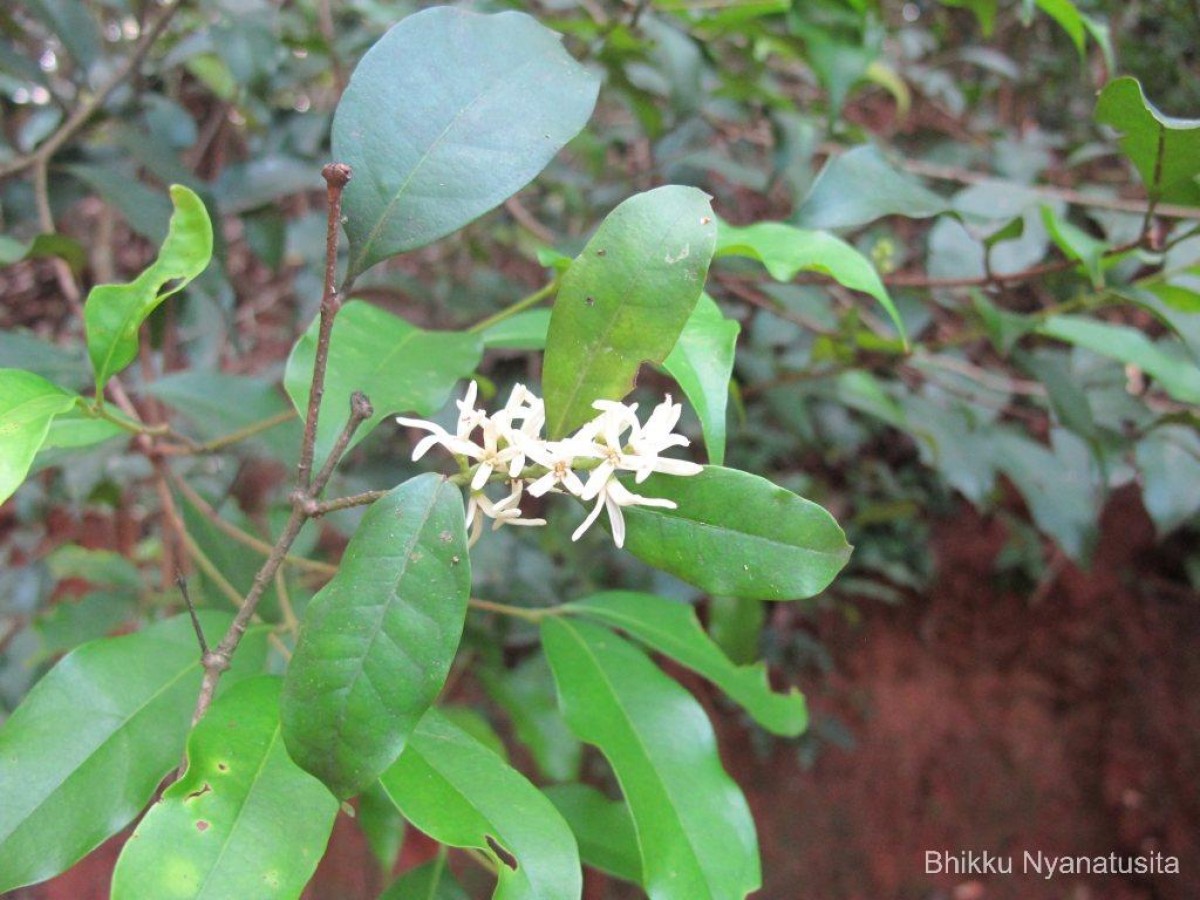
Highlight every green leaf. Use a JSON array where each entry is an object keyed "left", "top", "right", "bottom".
[
  {"left": 0, "top": 330, "right": 90, "bottom": 389},
  {"left": 479, "top": 655, "right": 582, "bottom": 782},
  {"left": 46, "top": 545, "right": 142, "bottom": 591},
  {"left": 1040, "top": 205, "right": 1106, "bottom": 288},
  {"left": 83, "top": 185, "right": 214, "bottom": 393},
  {"left": 543, "top": 186, "right": 717, "bottom": 438},
  {"left": 334, "top": 7, "right": 599, "bottom": 278},
  {"left": 380, "top": 708, "right": 582, "bottom": 900},
  {"left": 0, "top": 369, "right": 77, "bottom": 506},
  {"left": 0, "top": 233, "right": 86, "bottom": 272},
  {"left": 0, "top": 612, "right": 265, "bottom": 893},
  {"left": 359, "top": 782, "right": 407, "bottom": 875},
  {"left": 619, "top": 466, "right": 851, "bottom": 601},
  {"left": 1095, "top": 76, "right": 1200, "bottom": 207},
  {"left": 706, "top": 595, "right": 765, "bottom": 667},
  {"left": 715, "top": 220, "right": 907, "bottom": 346},
  {"left": 542, "top": 617, "right": 760, "bottom": 899},
  {"left": 1033, "top": 0, "right": 1085, "bottom": 54},
  {"left": 794, "top": 145, "right": 947, "bottom": 230},
  {"left": 1136, "top": 425, "right": 1200, "bottom": 536},
  {"left": 281, "top": 474, "right": 471, "bottom": 799},
  {"left": 662, "top": 293, "right": 740, "bottom": 465},
  {"left": 284, "top": 300, "right": 482, "bottom": 464},
  {"left": 542, "top": 784, "right": 641, "bottom": 885},
  {"left": 567, "top": 592, "right": 807, "bottom": 736},
  {"left": 379, "top": 856, "right": 469, "bottom": 900},
  {"left": 111, "top": 677, "right": 338, "bottom": 900},
  {"left": 1036, "top": 315, "right": 1200, "bottom": 404},
  {"left": 481, "top": 309, "right": 552, "bottom": 350}
]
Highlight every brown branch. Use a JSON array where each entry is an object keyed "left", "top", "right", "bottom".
[
  {"left": 302, "top": 488, "right": 389, "bottom": 518},
  {"left": 310, "top": 391, "right": 373, "bottom": 499}
]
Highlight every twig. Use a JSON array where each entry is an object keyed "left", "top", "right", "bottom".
[
  {"left": 468, "top": 597, "right": 559, "bottom": 622},
  {"left": 310, "top": 391, "right": 373, "bottom": 499},
  {"left": 0, "top": 1, "right": 183, "bottom": 181},
  {"left": 177, "top": 574, "right": 209, "bottom": 656},
  {"left": 468, "top": 277, "right": 559, "bottom": 334},
  {"left": 303, "top": 489, "right": 389, "bottom": 518},
  {"left": 297, "top": 163, "right": 353, "bottom": 489}
]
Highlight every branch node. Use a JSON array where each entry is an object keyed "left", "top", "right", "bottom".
[{"left": 322, "top": 162, "right": 352, "bottom": 188}]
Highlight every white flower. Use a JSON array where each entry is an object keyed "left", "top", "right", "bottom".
[
  {"left": 495, "top": 384, "right": 545, "bottom": 477},
  {"left": 572, "top": 478, "right": 676, "bottom": 549},
  {"left": 623, "top": 395, "right": 704, "bottom": 483},
  {"left": 574, "top": 400, "right": 642, "bottom": 500},
  {"left": 466, "top": 480, "right": 547, "bottom": 546},
  {"left": 520, "top": 436, "right": 590, "bottom": 498}
]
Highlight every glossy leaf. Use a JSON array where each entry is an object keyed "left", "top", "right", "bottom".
[
  {"left": 379, "top": 856, "right": 468, "bottom": 900},
  {"left": 543, "top": 186, "right": 717, "bottom": 438},
  {"left": 715, "top": 220, "right": 907, "bottom": 345},
  {"left": 281, "top": 474, "right": 471, "bottom": 799},
  {"left": 567, "top": 591, "right": 807, "bottom": 736},
  {"left": 662, "top": 293, "right": 740, "bottom": 465},
  {"left": 284, "top": 300, "right": 482, "bottom": 463},
  {"left": 1036, "top": 316, "right": 1200, "bottom": 404},
  {"left": 334, "top": 7, "right": 599, "bottom": 277},
  {"left": 794, "top": 145, "right": 946, "bottom": 230},
  {"left": 83, "top": 185, "right": 213, "bottom": 392},
  {"left": 380, "top": 708, "right": 582, "bottom": 900},
  {"left": 0, "top": 612, "right": 265, "bottom": 893},
  {"left": 542, "top": 784, "right": 641, "bottom": 884},
  {"left": 481, "top": 309, "right": 552, "bottom": 350},
  {"left": 1095, "top": 76, "right": 1200, "bottom": 207},
  {"left": 111, "top": 677, "right": 338, "bottom": 900},
  {"left": 620, "top": 466, "right": 851, "bottom": 601},
  {"left": 0, "top": 369, "right": 77, "bottom": 506},
  {"left": 542, "top": 617, "right": 760, "bottom": 899}
]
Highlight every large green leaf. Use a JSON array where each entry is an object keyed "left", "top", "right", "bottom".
[
  {"left": 1095, "top": 76, "right": 1200, "bottom": 207},
  {"left": 793, "top": 145, "right": 947, "bottom": 230},
  {"left": 542, "top": 618, "right": 760, "bottom": 899},
  {"left": 284, "top": 300, "right": 482, "bottom": 464},
  {"left": 379, "top": 856, "right": 469, "bottom": 900},
  {"left": 662, "top": 293, "right": 740, "bottom": 466},
  {"left": 542, "top": 784, "right": 641, "bottom": 885},
  {"left": 620, "top": 466, "right": 851, "bottom": 601},
  {"left": 334, "top": 7, "right": 599, "bottom": 278},
  {"left": 83, "top": 185, "right": 213, "bottom": 392},
  {"left": 567, "top": 592, "right": 807, "bottom": 736},
  {"left": 380, "top": 708, "right": 582, "bottom": 900},
  {"left": 715, "top": 220, "right": 907, "bottom": 345},
  {"left": 0, "top": 612, "right": 265, "bottom": 893},
  {"left": 111, "top": 677, "right": 338, "bottom": 900},
  {"left": 543, "top": 186, "right": 717, "bottom": 438},
  {"left": 0, "top": 369, "right": 77, "bottom": 506},
  {"left": 281, "top": 474, "right": 471, "bottom": 799},
  {"left": 1036, "top": 315, "right": 1200, "bottom": 404},
  {"left": 479, "top": 655, "right": 581, "bottom": 783}
]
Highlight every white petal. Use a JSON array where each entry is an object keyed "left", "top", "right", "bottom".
[
  {"left": 471, "top": 462, "right": 494, "bottom": 491},
  {"left": 571, "top": 495, "right": 606, "bottom": 542},
  {"left": 604, "top": 492, "right": 626, "bottom": 548},
  {"left": 527, "top": 471, "right": 558, "bottom": 497},
  {"left": 651, "top": 458, "right": 704, "bottom": 477},
  {"left": 562, "top": 470, "right": 587, "bottom": 497},
  {"left": 581, "top": 462, "right": 614, "bottom": 501},
  {"left": 410, "top": 433, "right": 445, "bottom": 461}
]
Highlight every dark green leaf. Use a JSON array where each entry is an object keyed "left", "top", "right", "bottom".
[
  {"left": 479, "top": 655, "right": 582, "bottom": 782},
  {"left": 567, "top": 591, "right": 807, "bottom": 736},
  {"left": 0, "top": 369, "right": 77, "bottom": 506},
  {"left": 46, "top": 545, "right": 142, "bottom": 591},
  {"left": 359, "top": 782, "right": 407, "bottom": 875},
  {"left": 481, "top": 309, "right": 552, "bottom": 350},
  {"left": 706, "top": 595, "right": 765, "bottom": 667},
  {"left": 111, "top": 677, "right": 338, "bottom": 900},
  {"left": 542, "top": 617, "right": 760, "bottom": 899},
  {"left": 379, "top": 856, "right": 469, "bottom": 900},
  {"left": 334, "top": 7, "right": 599, "bottom": 277},
  {"left": 0, "top": 612, "right": 265, "bottom": 893},
  {"left": 281, "top": 474, "right": 471, "bottom": 799},
  {"left": 1095, "top": 76, "right": 1200, "bottom": 207},
  {"left": 662, "top": 293, "right": 739, "bottom": 465},
  {"left": 380, "top": 708, "right": 582, "bottom": 899},
  {"left": 715, "top": 220, "right": 907, "bottom": 345},
  {"left": 0, "top": 331, "right": 90, "bottom": 389},
  {"left": 83, "top": 185, "right": 214, "bottom": 393},
  {"left": 0, "top": 233, "right": 86, "bottom": 272},
  {"left": 543, "top": 186, "right": 717, "bottom": 437},
  {"left": 542, "top": 784, "right": 641, "bottom": 884},
  {"left": 620, "top": 466, "right": 851, "bottom": 601},
  {"left": 65, "top": 164, "right": 176, "bottom": 243},
  {"left": 1135, "top": 425, "right": 1200, "bottom": 537},
  {"left": 284, "top": 300, "right": 482, "bottom": 463},
  {"left": 794, "top": 145, "right": 947, "bottom": 230}
]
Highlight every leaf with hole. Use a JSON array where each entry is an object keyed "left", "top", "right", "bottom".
[
  {"left": 334, "top": 7, "right": 599, "bottom": 278},
  {"left": 281, "top": 474, "right": 471, "bottom": 799},
  {"left": 111, "top": 677, "right": 338, "bottom": 900}
]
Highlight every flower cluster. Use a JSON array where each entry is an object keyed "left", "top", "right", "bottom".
[{"left": 396, "top": 383, "right": 702, "bottom": 547}]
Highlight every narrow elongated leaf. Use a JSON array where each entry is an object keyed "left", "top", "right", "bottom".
[
  {"left": 543, "top": 186, "right": 717, "bottom": 438},
  {"left": 542, "top": 618, "right": 760, "bottom": 900},
  {"left": 380, "top": 709, "right": 582, "bottom": 900},
  {"left": 1095, "top": 76, "right": 1200, "bottom": 207},
  {"left": 662, "top": 293, "right": 739, "bottom": 465},
  {"left": 1036, "top": 316, "right": 1200, "bottom": 404},
  {"left": 620, "top": 466, "right": 851, "bottom": 601},
  {"left": 567, "top": 592, "right": 807, "bottom": 736},
  {"left": 794, "top": 144, "right": 947, "bottom": 230},
  {"left": 0, "top": 612, "right": 265, "bottom": 893},
  {"left": 83, "top": 185, "right": 213, "bottom": 392},
  {"left": 111, "top": 677, "right": 338, "bottom": 900},
  {"left": 281, "top": 474, "right": 471, "bottom": 799},
  {"left": 284, "top": 300, "right": 482, "bottom": 463},
  {"left": 334, "top": 7, "right": 599, "bottom": 277},
  {"left": 0, "top": 369, "right": 77, "bottom": 505},
  {"left": 715, "top": 220, "right": 907, "bottom": 345},
  {"left": 479, "top": 655, "right": 582, "bottom": 782},
  {"left": 542, "top": 784, "right": 641, "bottom": 884}
]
